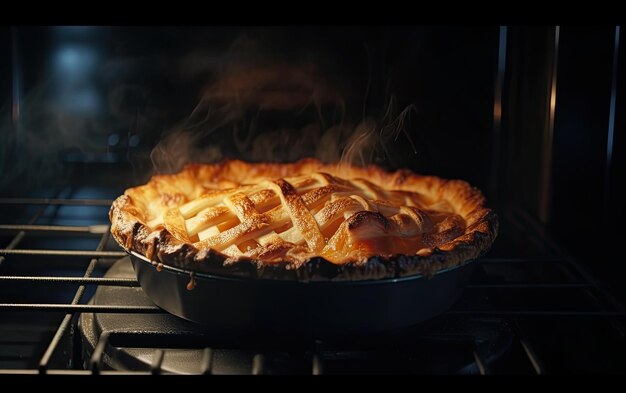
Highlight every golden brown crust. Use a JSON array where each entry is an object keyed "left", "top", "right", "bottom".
[{"left": 109, "top": 159, "right": 498, "bottom": 281}]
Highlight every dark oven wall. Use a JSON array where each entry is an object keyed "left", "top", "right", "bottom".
[
  {"left": 549, "top": 26, "right": 626, "bottom": 299},
  {"left": 503, "top": 26, "right": 626, "bottom": 300}
]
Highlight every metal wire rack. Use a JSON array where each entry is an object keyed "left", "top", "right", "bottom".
[{"left": 1, "top": 196, "right": 625, "bottom": 375}]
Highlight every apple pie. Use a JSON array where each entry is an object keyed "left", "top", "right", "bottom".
[{"left": 109, "top": 159, "right": 498, "bottom": 280}]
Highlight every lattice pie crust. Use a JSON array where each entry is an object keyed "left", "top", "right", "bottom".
[{"left": 110, "top": 159, "right": 498, "bottom": 281}]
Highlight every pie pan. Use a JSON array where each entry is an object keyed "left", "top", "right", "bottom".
[
  {"left": 110, "top": 159, "right": 498, "bottom": 333},
  {"left": 129, "top": 250, "right": 478, "bottom": 334}
]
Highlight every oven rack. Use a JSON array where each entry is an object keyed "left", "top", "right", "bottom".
[{"left": 0, "top": 196, "right": 625, "bottom": 375}]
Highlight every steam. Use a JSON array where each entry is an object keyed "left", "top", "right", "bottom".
[
  {"left": 1, "top": 30, "right": 420, "bottom": 192},
  {"left": 0, "top": 81, "right": 107, "bottom": 190},
  {"left": 341, "top": 98, "right": 418, "bottom": 167},
  {"left": 150, "top": 64, "right": 418, "bottom": 175},
  {"left": 0, "top": 77, "right": 160, "bottom": 190}
]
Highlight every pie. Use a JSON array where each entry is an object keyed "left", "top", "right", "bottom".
[{"left": 109, "top": 159, "right": 498, "bottom": 281}]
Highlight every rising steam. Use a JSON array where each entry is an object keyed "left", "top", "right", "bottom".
[
  {"left": 150, "top": 63, "right": 418, "bottom": 174},
  {"left": 0, "top": 81, "right": 110, "bottom": 190},
  {"left": 1, "top": 30, "right": 420, "bottom": 192}
]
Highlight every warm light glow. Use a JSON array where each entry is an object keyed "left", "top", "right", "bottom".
[{"left": 493, "top": 102, "right": 502, "bottom": 121}]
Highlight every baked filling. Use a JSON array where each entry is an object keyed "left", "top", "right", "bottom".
[{"left": 110, "top": 159, "right": 498, "bottom": 280}]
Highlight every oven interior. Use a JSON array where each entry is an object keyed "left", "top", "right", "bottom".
[{"left": 0, "top": 26, "right": 625, "bottom": 374}]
